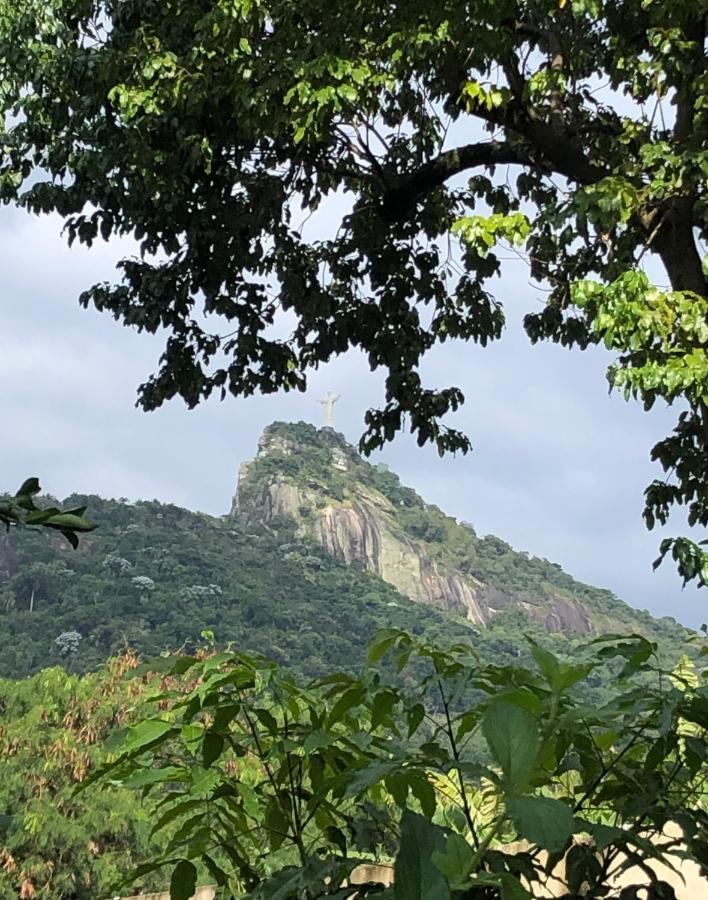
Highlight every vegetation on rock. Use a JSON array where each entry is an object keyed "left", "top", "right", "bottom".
[{"left": 236, "top": 422, "right": 691, "bottom": 640}]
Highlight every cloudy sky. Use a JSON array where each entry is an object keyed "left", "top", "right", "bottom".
[{"left": 1, "top": 202, "right": 702, "bottom": 628}]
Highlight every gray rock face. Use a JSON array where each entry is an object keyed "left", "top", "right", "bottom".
[
  {"left": 232, "top": 443, "right": 487, "bottom": 622},
  {"left": 231, "top": 424, "right": 593, "bottom": 634}
]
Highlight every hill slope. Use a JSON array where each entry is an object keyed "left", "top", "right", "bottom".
[{"left": 0, "top": 422, "right": 688, "bottom": 680}]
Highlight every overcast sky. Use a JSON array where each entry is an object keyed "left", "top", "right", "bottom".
[{"left": 1, "top": 202, "right": 702, "bottom": 629}]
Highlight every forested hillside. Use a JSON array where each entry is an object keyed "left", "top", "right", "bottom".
[{"left": 0, "top": 423, "right": 689, "bottom": 682}]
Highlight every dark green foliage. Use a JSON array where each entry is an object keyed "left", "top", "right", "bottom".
[
  {"left": 98, "top": 630, "right": 708, "bottom": 899},
  {"left": 0, "top": 478, "right": 95, "bottom": 548}
]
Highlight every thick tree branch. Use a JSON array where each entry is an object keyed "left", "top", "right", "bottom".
[
  {"left": 674, "top": 15, "right": 706, "bottom": 142},
  {"left": 655, "top": 14, "right": 707, "bottom": 295},
  {"left": 650, "top": 199, "right": 708, "bottom": 296},
  {"left": 442, "top": 42, "right": 606, "bottom": 187},
  {"left": 380, "top": 141, "right": 530, "bottom": 221}
]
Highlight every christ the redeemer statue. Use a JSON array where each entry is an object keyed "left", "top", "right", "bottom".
[{"left": 319, "top": 391, "right": 340, "bottom": 428}]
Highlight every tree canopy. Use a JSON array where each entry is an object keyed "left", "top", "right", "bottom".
[{"left": 1, "top": 0, "right": 706, "bottom": 581}]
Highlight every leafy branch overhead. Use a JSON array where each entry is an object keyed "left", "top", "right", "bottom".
[
  {"left": 0, "top": 0, "right": 706, "bottom": 581},
  {"left": 0, "top": 478, "right": 96, "bottom": 548}
]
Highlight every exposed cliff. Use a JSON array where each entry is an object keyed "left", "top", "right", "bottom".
[{"left": 230, "top": 422, "right": 646, "bottom": 635}]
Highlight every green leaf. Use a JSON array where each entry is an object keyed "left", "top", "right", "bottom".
[
  {"left": 394, "top": 810, "right": 451, "bottom": 900},
  {"left": 181, "top": 723, "right": 204, "bottom": 755},
  {"left": 121, "top": 718, "right": 174, "bottom": 755},
  {"left": 506, "top": 796, "right": 575, "bottom": 853},
  {"left": 253, "top": 707, "right": 278, "bottom": 733},
  {"left": 170, "top": 859, "right": 197, "bottom": 900},
  {"left": 367, "top": 630, "right": 401, "bottom": 666},
  {"left": 565, "top": 843, "right": 601, "bottom": 894},
  {"left": 482, "top": 702, "right": 539, "bottom": 791},
  {"left": 528, "top": 639, "right": 593, "bottom": 693},
  {"left": 581, "top": 821, "right": 624, "bottom": 851},
  {"left": 122, "top": 765, "right": 186, "bottom": 789},
  {"left": 499, "top": 873, "right": 533, "bottom": 900},
  {"left": 432, "top": 832, "right": 476, "bottom": 889},
  {"left": 409, "top": 773, "right": 436, "bottom": 818},
  {"left": 407, "top": 703, "right": 426, "bottom": 737},
  {"left": 327, "top": 684, "right": 366, "bottom": 726},
  {"left": 303, "top": 730, "right": 335, "bottom": 753},
  {"left": 264, "top": 797, "right": 290, "bottom": 850},
  {"left": 150, "top": 799, "right": 205, "bottom": 838},
  {"left": 39, "top": 511, "right": 97, "bottom": 531},
  {"left": 202, "top": 730, "right": 224, "bottom": 767},
  {"left": 15, "top": 478, "right": 40, "bottom": 497},
  {"left": 346, "top": 759, "right": 400, "bottom": 795}
]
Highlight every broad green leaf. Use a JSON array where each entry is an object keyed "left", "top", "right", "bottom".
[
  {"left": 150, "top": 799, "right": 205, "bottom": 837},
  {"left": 122, "top": 765, "right": 187, "bottom": 789},
  {"left": 254, "top": 707, "right": 278, "bottom": 733},
  {"left": 264, "top": 797, "right": 290, "bottom": 850},
  {"left": 346, "top": 760, "right": 400, "bottom": 796},
  {"left": 482, "top": 702, "right": 539, "bottom": 790},
  {"left": 528, "top": 639, "right": 593, "bottom": 693},
  {"left": 170, "top": 859, "right": 197, "bottom": 900},
  {"left": 409, "top": 772, "right": 437, "bottom": 818},
  {"left": 500, "top": 874, "right": 533, "bottom": 900},
  {"left": 394, "top": 810, "right": 451, "bottom": 900},
  {"left": 328, "top": 684, "right": 366, "bottom": 725},
  {"left": 303, "top": 730, "right": 335, "bottom": 753},
  {"left": 202, "top": 730, "right": 224, "bottom": 767},
  {"left": 407, "top": 703, "right": 426, "bottom": 737},
  {"left": 506, "top": 796, "right": 575, "bottom": 853},
  {"left": 181, "top": 723, "right": 204, "bottom": 755},
  {"left": 432, "top": 832, "right": 476, "bottom": 889},
  {"left": 367, "top": 630, "right": 402, "bottom": 666},
  {"left": 39, "top": 511, "right": 97, "bottom": 531},
  {"left": 121, "top": 718, "right": 174, "bottom": 755}
]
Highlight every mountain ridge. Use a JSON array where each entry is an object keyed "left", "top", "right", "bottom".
[
  {"left": 231, "top": 420, "right": 674, "bottom": 637},
  {"left": 0, "top": 421, "right": 689, "bottom": 681}
]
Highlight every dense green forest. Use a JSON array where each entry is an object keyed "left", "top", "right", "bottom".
[
  {"left": 0, "top": 492, "right": 613, "bottom": 685},
  {"left": 0, "top": 493, "right": 458, "bottom": 680}
]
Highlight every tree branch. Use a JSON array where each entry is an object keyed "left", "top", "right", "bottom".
[
  {"left": 673, "top": 14, "right": 706, "bottom": 143},
  {"left": 379, "top": 141, "right": 530, "bottom": 221}
]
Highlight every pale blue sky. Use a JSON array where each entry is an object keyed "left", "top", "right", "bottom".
[{"left": 1, "top": 203, "right": 702, "bottom": 628}]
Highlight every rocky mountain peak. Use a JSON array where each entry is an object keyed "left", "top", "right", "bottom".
[{"left": 228, "top": 422, "right": 641, "bottom": 635}]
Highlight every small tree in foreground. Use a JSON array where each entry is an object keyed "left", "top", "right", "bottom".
[{"left": 92, "top": 631, "right": 708, "bottom": 899}]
